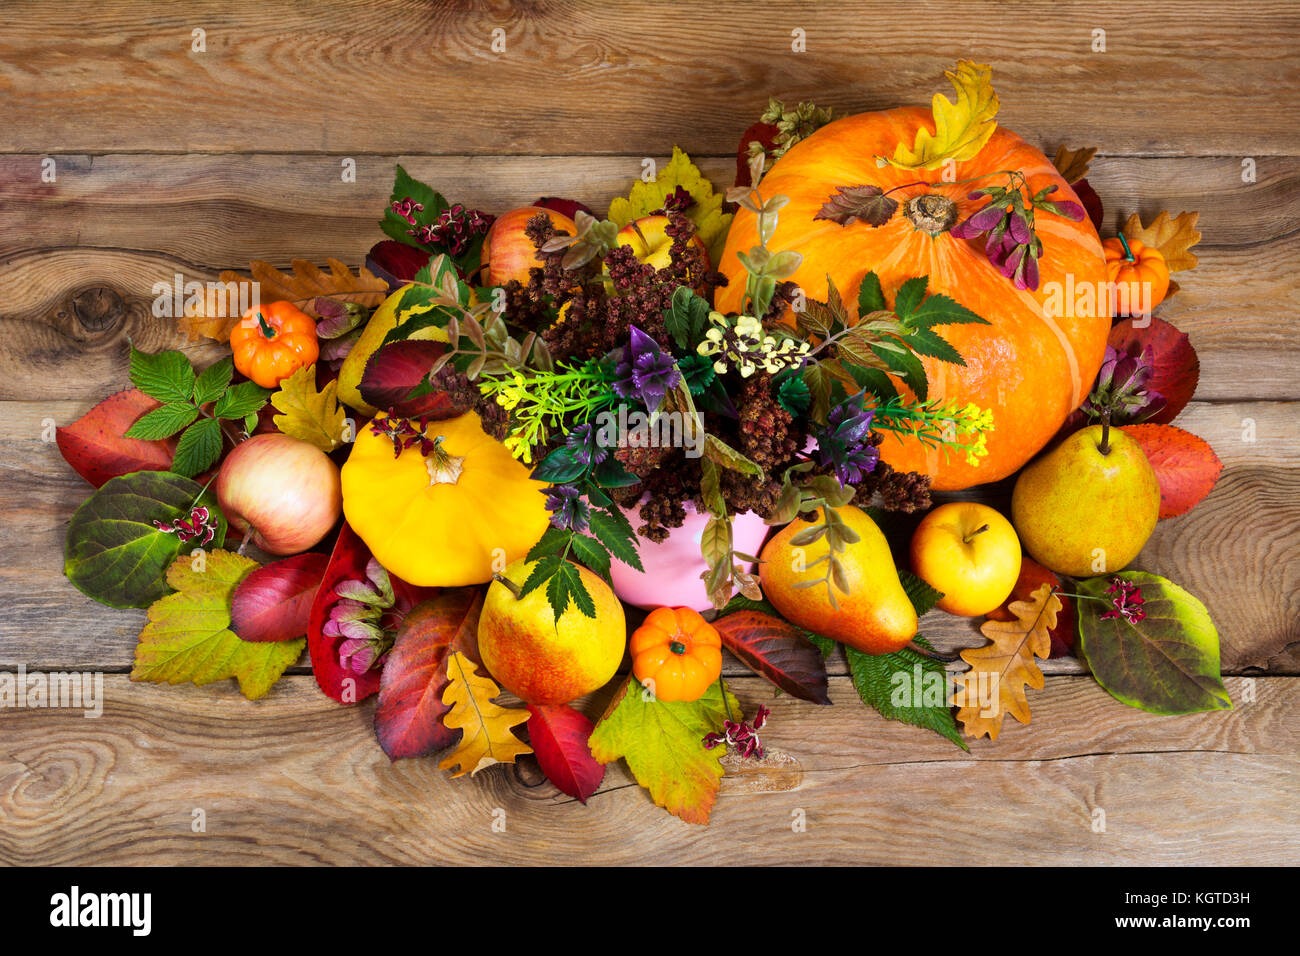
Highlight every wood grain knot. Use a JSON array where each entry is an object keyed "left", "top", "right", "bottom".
[
  {"left": 68, "top": 287, "right": 127, "bottom": 333},
  {"left": 511, "top": 754, "right": 549, "bottom": 789},
  {"left": 1, "top": 739, "right": 114, "bottom": 823}
]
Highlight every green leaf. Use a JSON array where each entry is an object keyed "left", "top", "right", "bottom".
[
  {"left": 776, "top": 375, "right": 810, "bottom": 415},
  {"left": 803, "top": 362, "right": 832, "bottom": 424},
  {"left": 588, "top": 676, "right": 738, "bottom": 825},
  {"left": 192, "top": 357, "right": 234, "bottom": 406},
  {"left": 592, "top": 455, "right": 641, "bottom": 488},
  {"left": 857, "top": 271, "right": 887, "bottom": 315},
  {"left": 703, "top": 434, "right": 763, "bottom": 477},
  {"left": 132, "top": 550, "right": 303, "bottom": 700},
  {"left": 901, "top": 328, "right": 965, "bottom": 366},
  {"left": 243, "top": 412, "right": 259, "bottom": 435},
  {"left": 871, "top": 342, "right": 928, "bottom": 402},
  {"left": 129, "top": 344, "right": 195, "bottom": 405},
  {"left": 548, "top": 561, "right": 595, "bottom": 619},
  {"left": 519, "top": 553, "right": 563, "bottom": 600},
  {"left": 589, "top": 508, "right": 644, "bottom": 572},
  {"left": 893, "top": 276, "right": 929, "bottom": 319},
  {"left": 213, "top": 381, "right": 271, "bottom": 420},
  {"left": 904, "top": 292, "right": 990, "bottom": 330},
  {"left": 899, "top": 569, "right": 945, "bottom": 617},
  {"left": 847, "top": 641, "right": 968, "bottom": 751},
  {"left": 64, "top": 471, "right": 226, "bottom": 608},
  {"left": 664, "top": 285, "right": 711, "bottom": 353},
  {"left": 569, "top": 533, "right": 612, "bottom": 582},
  {"left": 531, "top": 446, "right": 587, "bottom": 484},
  {"left": 172, "top": 417, "right": 223, "bottom": 477},
  {"left": 1076, "top": 572, "right": 1232, "bottom": 715},
  {"left": 124, "top": 402, "right": 199, "bottom": 441},
  {"left": 526, "top": 526, "right": 572, "bottom": 562},
  {"left": 841, "top": 362, "right": 899, "bottom": 402},
  {"left": 380, "top": 164, "right": 450, "bottom": 249}
]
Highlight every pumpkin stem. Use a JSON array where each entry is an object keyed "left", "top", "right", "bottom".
[
  {"left": 669, "top": 640, "right": 687, "bottom": 656},
  {"left": 1117, "top": 232, "right": 1136, "bottom": 263},
  {"left": 256, "top": 312, "right": 277, "bottom": 339},
  {"left": 903, "top": 194, "right": 958, "bottom": 236},
  {"left": 423, "top": 434, "right": 466, "bottom": 487}
]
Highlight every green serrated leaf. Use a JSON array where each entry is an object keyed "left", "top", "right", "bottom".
[
  {"left": 526, "top": 526, "right": 572, "bottom": 562},
  {"left": 531, "top": 447, "right": 588, "bottom": 484},
  {"left": 380, "top": 164, "right": 451, "bottom": 249},
  {"left": 776, "top": 375, "right": 810, "bottom": 415},
  {"left": 871, "top": 343, "right": 928, "bottom": 402},
  {"left": 905, "top": 292, "right": 989, "bottom": 330},
  {"left": 893, "top": 276, "right": 929, "bottom": 318},
  {"left": 64, "top": 471, "right": 226, "bottom": 608},
  {"left": 548, "top": 561, "right": 595, "bottom": 620},
  {"left": 569, "top": 533, "right": 612, "bottom": 582},
  {"left": 519, "top": 553, "right": 563, "bottom": 599},
  {"left": 589, "top": 508, "right": 644, "bottom": 572},
  {"left": 899, "top": 569, "right": 945, "bottom": 617},
  {"left": 124, "top": 402, "right": 200, "bottom": 441},
  {"left": 171, "top": 417, "right": 223, "bottom": 477},
  {"left": 901, "top": 328, "right": 965, "bottom": 366},
  {"left": 857, "top": 271, "right": 887, "bottom": 315},
  {"left": 665, "top": 285, "right": 711, "bottom": 353},
  {"left": 192, "top": 357, "right": 234, "bottom": 406},
  {"left": 129, "top": 344, "right": 195, "bottom": 405},
  {"left": 213, "top": 381, "right": 271, "bottom": 420},
  {"left": 841, "top": 362, "right": 899, "bottom": 402},
  {"left": 847, "top": 643, "right": 968, "bottom": 751}
]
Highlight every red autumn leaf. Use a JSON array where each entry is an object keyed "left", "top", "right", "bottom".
[
  {"left": 359, "top": 340, "right": 470, "bottom": 418},
  {"left": 366, "top": 239, "right": 433, "bottom": 290},
  {"left": 1121, "top": 423, "right": 1223, "bottom": 518},
  {"left": 986, "top": 556, "right": 1076, "bottom": 657},
  {"left": 712, "top": 610, "right": 831, "bottom": 704},
  {"left": 56, "top": 389, "right": 178, "bottom": 487},
  {"left": 735, "top": 121, "right": 779, "bottom": 187},
  {"left": 374, "top": 589, "right": 483, "bottom": 760},
  {"left": 1073, "top": 178, "right": 1104, "bottom": 232},
  {"left": 230, "top": 553, "right": 329, "bottom": 642},
  {"left": 526, "top": 704, "right": 605, "bottom": 804},
  {"left": 534, "top": 197, "right": 596, "bottom": 221},
  {"left": 307, "top": 521, "right": 436, "bottom": 704},
  {"left": 1109, "top": 316, "right": 1199, "bottom": 424}
]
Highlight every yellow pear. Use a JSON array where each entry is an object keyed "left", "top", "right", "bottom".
[
  {"left": 760, "top": 505, "right": 917, "bottom": 654},
  {"left": 1011, "top": 422, "right": 1160, "bottom": 577}
]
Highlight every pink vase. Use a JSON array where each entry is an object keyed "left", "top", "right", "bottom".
[{"left": 609, "top": 500, "right": 771, "bottom": 612}]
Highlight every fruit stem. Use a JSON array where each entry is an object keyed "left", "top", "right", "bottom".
[
  {"left": 906, "top": 640, "right": 959, "bottom": 662},
  {"left": 492, "top": 573, "right": 523, "bottom": 600},
  {"left": 1099, "top": 408, "right": 1112, "bottom": 456},
  {"left": 256, "top": 311, "right": 277, "bottom": 339},
  {"left": 962, "top": 523, "right": 990, "bottom": 544},
  {"left": 669, "top": 640, "right": 687, "bottom": 656},
  {"left": 1117, "top": 232, "right": 1136, "bottom": 263}
]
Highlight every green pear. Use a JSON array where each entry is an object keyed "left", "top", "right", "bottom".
[{"left": 1011, "top": 422, "right": 1160, "bottom": 577}]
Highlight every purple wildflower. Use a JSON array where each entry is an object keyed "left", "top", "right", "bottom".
[
  {"left": 613, "top": 326, "right": 681, "bottom": 411},
  {"left": 813, "top": 390, "right": 879, "bottom": 487},
  {"left": 543, "top": 484, "right": 590, "bottom": 533}
]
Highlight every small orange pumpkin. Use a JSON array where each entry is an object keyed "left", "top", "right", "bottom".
[
  {"left": 1102, "top": 235, "right": 1169, "bottom": 317},
  {"left": 229, "top": 300, "right": 319, "bottom": 389},
  {"left": 630, "top": 607, "right": 722, "bottom": 702}
]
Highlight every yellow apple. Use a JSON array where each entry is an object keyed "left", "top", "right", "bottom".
[
  {"left": 909, "top": 502, "right": 1022, "bottom": 617},
  {"left": 615, "top": 214, "right": 710, "bottom": 273}
]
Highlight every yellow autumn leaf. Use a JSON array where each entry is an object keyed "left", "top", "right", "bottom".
[
  {"left": 885, "top": 60, "right": 999, "bottom": 171},
  {"left": 1122, "top": 210, "right": 1202, "bottom": 272},
  {"left": 954, "top": 583, "right": 1061, "bottom": 741},
  {"left": 438, "top": 651, "right": 532, "bottom": 778},
  {"left": 180, "top": 258, "right": 388, "bottom": 343},
  {"left": 608, "top": 145, "right": 733, "bottom": 266},
  {"left": 270, "top": 364, "right": 346, "bottom": 452}
]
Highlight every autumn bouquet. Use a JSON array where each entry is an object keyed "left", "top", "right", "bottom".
[{"left": 57, "top": 61, "right": 1227, "bottom": 824}]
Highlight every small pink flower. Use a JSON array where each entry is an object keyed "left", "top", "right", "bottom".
[
  {"left": 153, "top": 505, "right": 218, "bottom": 546},
  {"left": 703, "top": 704, "right": 771, "bottom": 760},
  {"left": 1100, "top": 578, "right": 1146, "bottom": 624}
]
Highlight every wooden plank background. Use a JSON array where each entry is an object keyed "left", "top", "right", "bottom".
[{"left": 0, "top": 0, "right": 1296, "bottom": 864}]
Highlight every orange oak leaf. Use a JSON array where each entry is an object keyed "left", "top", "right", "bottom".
[
  {"left": 1121, "top": 211, "right": 1202, "bottom": 272},
  {"left": 1121, "top": 423, "right": 1223, "bottom": 518},
  {"left": 1052, "top": 145, "right": 1096, "bottom": 184},
  {"left": 438, "top": 651, "right": 532, "bottom": 778},
  {"left": 956, "top": 583, "right": 1061, "bottom": 741},
  {"left": 180, "top": 258, "right": 388, "bottom": 343}
]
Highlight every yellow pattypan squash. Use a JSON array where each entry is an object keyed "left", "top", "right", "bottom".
[
  {"left": 341, "top": 410, "right": 550, "bottom": 587},
  {"left": 337, "top": 284, "right": 449, "bottom": 416}
]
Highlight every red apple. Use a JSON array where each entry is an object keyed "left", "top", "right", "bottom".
[
  {"left": 216, "top": 434, "right": 341, "bottom": 555},
  {"left": 482, "top": 206, "right": 577, "bottom": 286}
]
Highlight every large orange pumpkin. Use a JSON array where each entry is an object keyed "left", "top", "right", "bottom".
[{"left": 716, "top": 106, "right": 1110, "bottom": 490}]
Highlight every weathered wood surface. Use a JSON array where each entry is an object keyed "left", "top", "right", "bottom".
[
  {"left": 1, "top": 675, "right": 1295, "bottom": 866},
  {"left": 0, "top": 1, "right": 1297, "bottom": 156},
  {"left": 0, "top": 0, "right": 1297, "bottom": 865}
]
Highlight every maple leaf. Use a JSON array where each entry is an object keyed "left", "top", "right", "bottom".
[
  {"left": 269, "top": 364, "right": 346, "bottom": 452},
  {"left": 955, "top": 583, "right": 1061, "bottom": 741},
  {"left": 438, "top": 651, "right": 532, "bottom": 778},
  {"left": 132, "top": 550, "right": 304, "bottom": 699},
  {"left": 884, "top": 61, "right": 999, "bottom": 171},
  {"left": 607, "top": 146, "right": 733, "bottom": 266},
  {"left": 1122, "top": 211, "right": 1202, "bottom": 272},
  {"left": 180, "top": 258, "right": 388, "bottom": 343},
  {"left": 1052, "top": 145, "right": 1097, "bottom": 184},
  {"left": 1120, "top": 423, "right": 1223, "bottom": 518},
  {"left": 588, "top": 676, "right": 738, "bottom": 825},
  {"left": 814, "top": 185, "right": 899, "bottom": 228}
]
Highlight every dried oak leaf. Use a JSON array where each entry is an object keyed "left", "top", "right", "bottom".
[
  {"left": 180, "top": 258, "right": 388, "bottom": 343},
  {"left": 1052, "top": 145, "right": 1097, "bottom": 185},
  {"left": 956, "top": 583, "right": 1061, "bottom": 741},
  {"left": 269, "top": 364, "right": 346, "bottom": 452},
  {"left": 1122, "top": 211, "right": 1202, "bottom": 272},
  {"left": 438, "top": 651, "right": 532, "bottom": 778}
]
